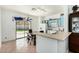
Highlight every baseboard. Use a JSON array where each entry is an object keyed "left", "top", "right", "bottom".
[{"left": 2, "top": 39, "right": 16, "bottom": 44}]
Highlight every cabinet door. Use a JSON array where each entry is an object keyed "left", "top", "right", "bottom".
[
  {"left": 58, "top": 38, "right": 68, "bottom": 53},
  {"left": 36, "top": 35, "right": 57, "bottom": 53},
  {"left": 69, "top": 33, "right": 79, "bottom": 52},
  {"left": 69, "top": 33, "right": 79, "bottom": 45}
]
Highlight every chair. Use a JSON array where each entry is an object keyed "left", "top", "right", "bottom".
[
  {"left": 27, "top": 29, "right": 33, "bottom": 45},
  {"left": 40, "top": 30, "right": 44, "bottom": 33}
]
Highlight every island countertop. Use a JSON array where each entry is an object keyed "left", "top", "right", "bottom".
[{"left": 33, "top": 32, "right": 71, "bottom": 40}]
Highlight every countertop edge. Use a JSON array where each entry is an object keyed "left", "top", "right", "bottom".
[{"left": 34, "top": 32, "right": 71, "bottom": 40}]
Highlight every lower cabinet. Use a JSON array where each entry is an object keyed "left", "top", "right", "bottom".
[
  {"left": 36, "top": 35, "right": 68, "bottom": 53},
  {"left": 69, "top": 33, "right": 79, "bottom": 52}
]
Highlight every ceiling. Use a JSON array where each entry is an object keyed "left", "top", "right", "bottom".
[{"left": 0, "top": 5, "right": 65, "bottom": 16}]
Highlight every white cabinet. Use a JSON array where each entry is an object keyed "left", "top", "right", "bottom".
[
  {"left": 57, "top": 38, "right": 68, "bottom": 53},
  {"left": 36, "top": 35, "right": 68, "bottom": 53}
]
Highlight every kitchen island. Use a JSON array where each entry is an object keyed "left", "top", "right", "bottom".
[{"left": 34, "top": 32, "right": 71, "bottom": 53}]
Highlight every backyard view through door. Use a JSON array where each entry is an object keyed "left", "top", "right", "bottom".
[{"left": 16, "top": 20, "right": 29, "bottom": 39}]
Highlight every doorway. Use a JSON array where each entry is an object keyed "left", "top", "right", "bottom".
[{"left": 16, "top": 19, "right": 29, "bottom": 40}]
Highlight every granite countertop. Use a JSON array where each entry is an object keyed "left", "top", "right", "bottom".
[{"left": 33, "top": 32, "right": 71, "bottom": 40}]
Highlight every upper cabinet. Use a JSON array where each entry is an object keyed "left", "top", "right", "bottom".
[
  {"left": 69, "top": 12, "right": 79, "bottom": 33},
  {"left": 46, "top": 14, "right": 64, "bottom": 28}
]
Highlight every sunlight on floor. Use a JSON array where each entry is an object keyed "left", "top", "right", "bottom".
[{"left": 16, "top": 38, "right": 28, "bottom": 49}]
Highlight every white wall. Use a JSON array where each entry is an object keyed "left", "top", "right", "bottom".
[
  {"left": 31, "top": 16, "right": 49, "bottom": 32},
  {"left": 31, "top": 16, "right": 39, "bottom": 32},
  {"left": 68, "top": 5, "right": 73, "bottom": 13},
  {"left": 45, "top": 13, "right": 62, "bottom": 20},
  {"left": 0, "top": 8, "right": 1, "bottom": 46},
  {"left": 1, "top": 8, "right": 38, "bottom": 42},
  {"left": 63, "top": 6, "right": 69, "bottom": 32},
  {"left": 1, "top": 8, "right": 16, "bottom": 42}
]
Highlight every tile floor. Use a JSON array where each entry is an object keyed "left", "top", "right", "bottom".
[
  {"left": 0, "top": 38, "right": 36, "bottom": 53},
  {"left": 0, "top": 38, "right": 72, "bottom": 53}
]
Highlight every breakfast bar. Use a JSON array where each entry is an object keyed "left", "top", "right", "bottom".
[{"left": 34, "top": 32, "right": 71, "bottom": 53}]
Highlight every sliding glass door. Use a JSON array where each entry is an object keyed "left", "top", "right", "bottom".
[
  {"left": 16, "top": 20, "right": 25, "bottom": 39},
  {"left": 16, "top": 20, "right": 30, "bottom": 39}
]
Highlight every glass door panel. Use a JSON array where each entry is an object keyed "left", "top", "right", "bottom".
[
  {"left": 24, "top": 21, "right": 29, "bottom": 37},
  {"left": 16, "top": 20, "right": 25, "bottom": 39},
  {"left": 72, "top": 17, "right": 79, "bottom": 33}
]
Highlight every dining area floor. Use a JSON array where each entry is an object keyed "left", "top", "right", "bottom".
[{"left": 0, "top": 38, "right": 36, "bottom": 53}]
